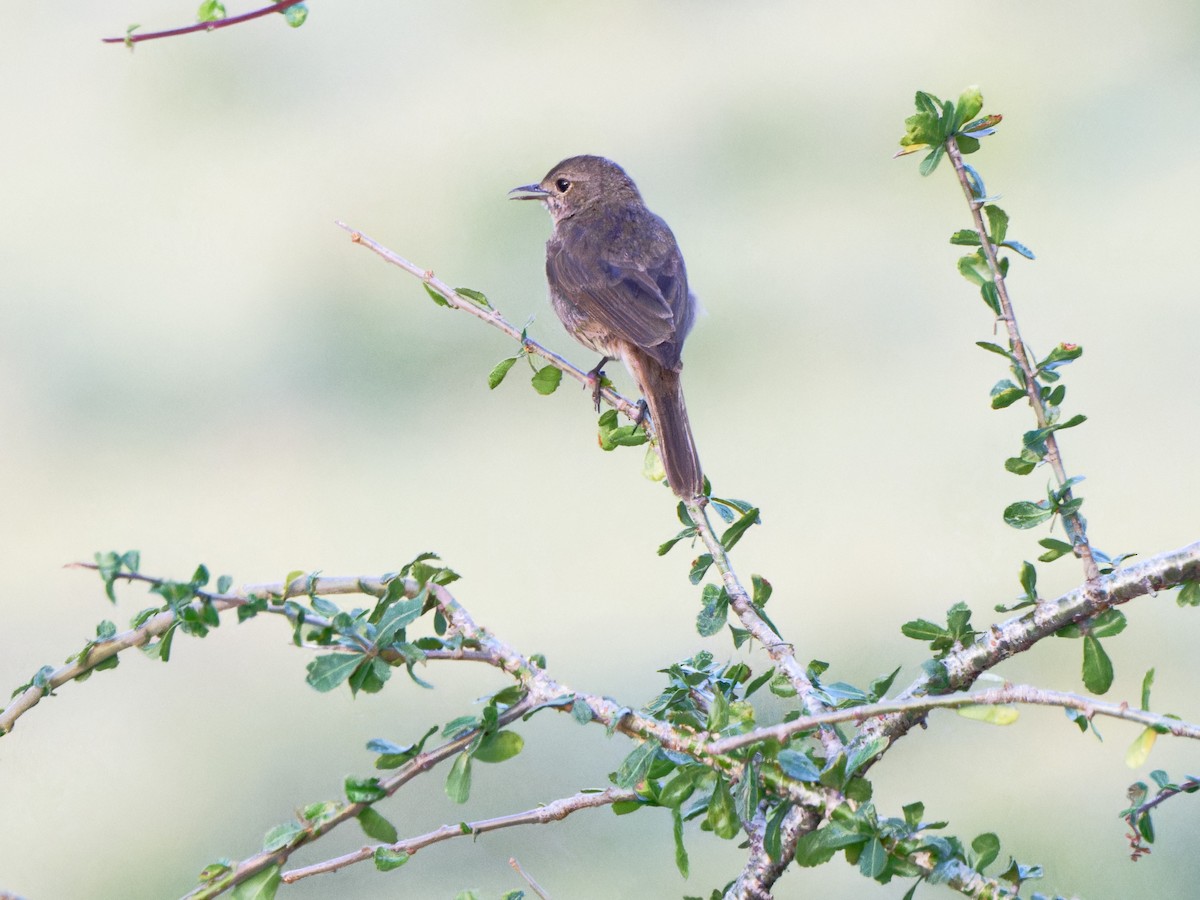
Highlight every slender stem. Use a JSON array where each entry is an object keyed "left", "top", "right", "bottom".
[
  {"left": 281, "top": 787, "right": 636, "bottom": 883},
  {"left": 944, "top": 136, "right": 1099, "bottom": 583},
  {"left": 684, "top": 499, "right": 842, "bottom": 757},
  {"left": 102, "top": 0, "right": 300, "bottom": 45},
  {"left": 706, "top": 682, "right": 1200, "bottom": 757}
]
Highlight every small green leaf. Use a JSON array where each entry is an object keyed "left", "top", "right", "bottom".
[
  {"left": 1003, "top": 500, "right": 1054, "bottom": 530},
  {"left": 445, "top": 751, "right": 473, "bottom": 803},
  {"left": 1002, "top": 240, "right": 1036, "bottom": 260},
  {"left": 918, "top": 145, "right": 945, "bottom": 177},
  {"left": 616, "top": 739, "right": 660, "bottom": 789},
  {"left": 777, "top": 749, "right": 821, "bottom": 782},
  {"left": 487, "top": 356, "right": 520, "bottom": 389},
  {"left": 423, "top": 283, "right": 451, "bottom": 308},
  {"left": 373, "top": 847, "right": 410, "bottom": 872},
  {"left": 696, "top": 585, "right": 729, "bottom": 638},
  {"left": 984, "top": 205, "right": 1008, "bottom": 244},
  {"left": 196, "top": 0, "right": 226, "bottom": 22},
  {"left": 971, "top": 832, "right": 1000, "bottom": 871},
  {"left": 1037, "top": 538, "right": 1074, "bottom": 563},
  {"left": 1177, "top": 581, "right": 1200, "bottom": 607},
  {"left": 530, "top": 365, "right": 563, "bottom": 395},
  {"left": 990, "top": 380, "right": 1025, "bottom": 409},
  {"left": 1141, "top": 668, "right": 1155, "bottom": 711},
  {"left": 949, "top": 229, "right": 981, "bottom": 246},
  {"left": 672, "top": 807, "right": 689, "bottom": 878},
  {"left": 282, "top": 3, "right": 307, "bottom": 27},
  {"left": 454, "top": 287, "right": 491, "bottom": 309},
  {"left": 345, "top": 776, "right": 387, "bottom": 803},
  {"left": 1125, "top": 727, "right": 1158, "bottom": 768},
  {"left": 1082, "top": 635, "right": 1114, "bottom": 694},
  {"left": 900, "top": 619, "right": 946, "bottom": 642},
  {"left": 705, "top": 775, "right": 739, "bottom": 839},
  {"left": 957, "top": 704, "right": 1019, "bottom": 725},
  {"left": 473, "top": 731, "right": 524, "bottom": 763},
  {"left": 858, "top": 836, "right": 888, "bottom": 879},
  {"left": 230, "top": 866, "right": 281, "bottom": 900},
  {"left": 305, "top": 653, "right": 364, "bottom": 693},
  {"left": 957, "top": 254, "right": 990, "bottom": 287},
  {"left": 262, "top": 822, "right": 304, "bottom": 852},
  {"left": 358, "top": 807, "right": 399, "bottom": 843},
  {"left": 956, "top": 86, "right": 983, "bottom": 125},
  {"left": 721, "top": 507, "right": 761, "bottom": 551}
]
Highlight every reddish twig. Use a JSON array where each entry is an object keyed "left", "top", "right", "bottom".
[{"left": 102, "top": 0, "right": 301, "bottom": 46}]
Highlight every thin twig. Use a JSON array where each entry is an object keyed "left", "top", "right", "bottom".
[
  {"left": 281, "top": 788, "right": 633, "bottom": 883},
  {"left": 102, "top": 0, "right": 300, "bottom": 45},
  {"left": 509, "top": 857, "right": 551, "bottom": 900},
  {"left": 944, "top": 136, "right": 1099, "bottom": 583},
  {"left": 706, "top": 682, "right": 1200, "bottom": 757}
]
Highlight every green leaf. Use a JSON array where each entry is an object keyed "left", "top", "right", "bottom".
[
  {"left": 530, "top": 366, "right": 563, "bottom": 395},
  {"left": 1141, "top": 668, "right": 1155, "bottom": 711},
  {"left": 1082, "top": 635, "right": 1114, "bottom": 694},
  {"left": 1177, "top": 581, "right": 1200, "bottom": 607},
  {"left": 1125, "top": 727, "right": 1157, "bottom": 769},
  {"left": 454, "top": 287, "right": 491, "bottom": 309},
  {"left": 445, "top": 751, "right": 473, "bottom": 803},
  {"left": 776, "top": 749, "right": 821, "bottom": 782},
  {"left": 949, "top": 229, "right": 981, "bottom": 246},
  {"left": 474, "top": 731, "right": 524, "bottom": 763},
  {"left": 918, "top": 145, "right": 944, "bottom": 177},
  {"left": 358, "top": 807, "right": 399, "bottom": 843},
  {"left": 764, "top": 802, "right": 791, "bottom": 861},
  {"left": 984, "top": 205, "right": 1008, "bottom": 244},
  {"left": 230, "top": 866, "right": 281, "bottom": 900},
  {"left": 696, "top": 584, "right": 729, "bottom": 638},
  {"left": 975, "top": 341, "right": 1015, "bottom": 360},
  {"left": 305, "top": 653, "right": 364, "bottom": 693},
  {"left": 1037, "top": 538, "right": 1074, "bottom": 563},
  {"left": 689, "top": 554, "right": 714, "bottom": 584},
  {"left": 282, "top": 3, "right": 307, "bottom": 27},
  {"left": 1002, "top": 240, "right": 1036, "bottom": 260},
  {"left": 957, "top": 704, "right": 1018, "bottom": 725},
  {"left": 858, "top": 836, "right": 888, "bottom": 879},
  {"left": 423, "top": 283, "right": 451, "bottom": 308},
  {"left": 374, "top": 596, "right": 425, "bottom": 647},
  {"left": 899, "top": 619, "right": 946, "bottom": 642},
  {"left": 971, "top": 832, "right": 1000, "bottom": 871},
  {"left": 197, "top": 0, "right": 226, "bottom": 22},
  {"left": 672, "top": 807, "right": 689, "bottom": 878},
  {"left": 957, "top": 254, "right": 990, "bottom": 287},
  {"left": 956, "top": 86, "right": 983, "bottom": 124},
  {"left": 721, "top": 507, "right": 761, "bottom": 551},
  {"left": 1018, "top": 561, "right": 1037, "bottom": 603},
  {"left": 705, "top": 775, "right": 739, "bottom": 839},
  {"left": 616, "top": 739, "right": 660, "bottom": 789},
  {"left": 345, "top": 776, "right": 387, "bottom": 803},
  {"left": 989, "top": 380, "right": 1025, "bottom": 409},
  {"left": 261, "top": 822, "right": 304, "bottom": 852},
  {"left": 373, "top": 847, "right": 410, "bottom": 872},
  {"left": 1003, "top": 500, "right": 1054, "bottom": 530},
  {"left": 487, "top": 356, "right": 520, "bottom": 389}
]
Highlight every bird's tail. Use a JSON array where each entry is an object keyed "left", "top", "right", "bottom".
[{"left": 628, "top": 353, "right": 704, "bottom": 499}]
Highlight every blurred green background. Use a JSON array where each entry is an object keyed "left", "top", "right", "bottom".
[{"left": 3, "top": 1, "right": 1199, "bottom": 897}]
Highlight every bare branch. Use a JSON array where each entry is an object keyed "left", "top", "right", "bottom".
[
  {"left": 281, "top": 787, "right": 637, "bottom": 883},
  {"left": 102, "top": 0, "right": 301, "bottom": 46}
]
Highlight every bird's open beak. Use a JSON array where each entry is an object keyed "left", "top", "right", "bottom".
[{"left": 508, "top": 183, "right": 549, "bottom": 200}]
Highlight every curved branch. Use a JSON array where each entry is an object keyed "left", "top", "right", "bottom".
[
  {"left": 281, "top": 787, "right": 637, "bottom": 883},
  {"left": 102, "top": 0, "right": 301, "bottom": 46},
  {"left": 855, "top": 540, "right": 1200, "bottom": 749}
]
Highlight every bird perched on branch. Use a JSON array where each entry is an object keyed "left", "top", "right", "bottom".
[{"left": 510, "top": 155, "right": 704, "bottom": 500}]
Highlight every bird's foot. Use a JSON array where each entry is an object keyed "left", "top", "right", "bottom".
[{"left": 585, "top": 356, "right": 611, "bottom": 412}]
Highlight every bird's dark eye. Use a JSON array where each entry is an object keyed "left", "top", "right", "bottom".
[{"left": 555, "top": 178, "right": 571, "bottom": 192}]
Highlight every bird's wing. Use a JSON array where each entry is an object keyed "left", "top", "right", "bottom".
[{"left": 547, "top": 217, "right": 690, "bottom": 368}]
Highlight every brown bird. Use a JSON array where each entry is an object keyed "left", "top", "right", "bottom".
[{"left": 510, "top": 155, "right": 703, "bottom": 500}]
